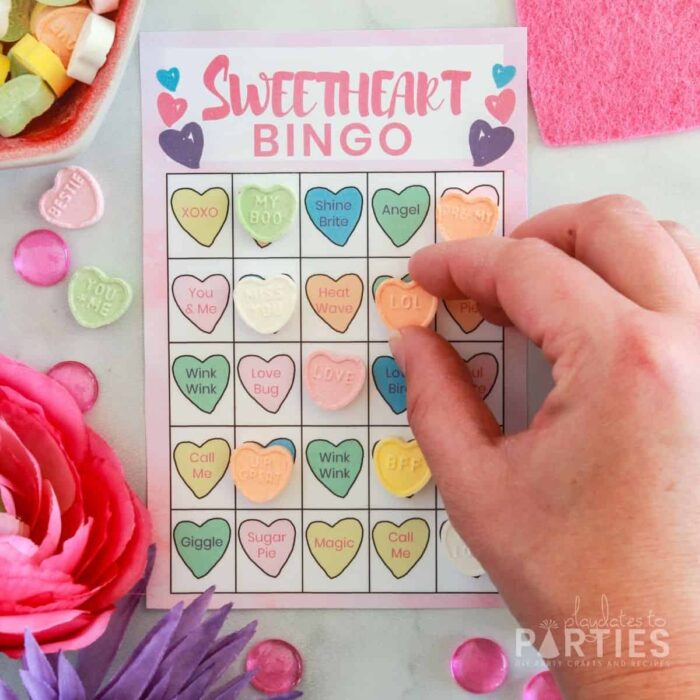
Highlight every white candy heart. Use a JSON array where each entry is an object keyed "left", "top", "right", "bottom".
[
  {"left": 90, "top": 0, "right": 119, "bottom": 14},
  {"left": 0, "top": 0, "right": 11, "bottom": 37},
  {"left": 233, "top": 275, "right": 297, "bottom": 335},
  {"left": 67, "top": 11, "right": 115, "bottom": 84},
  {"left": 441, "top": 520, "right": 486, "bottom": 577}
]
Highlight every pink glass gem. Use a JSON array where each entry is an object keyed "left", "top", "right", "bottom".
[
  {"left": 13, "top": 229, "right": 70, "bottom": 286},
  {"left": 450, "top": 637, "right": 509, "bottom": 693},
  {"left": 245, "top": 638, "right": 303, "bottom": 694},
  {"left": 523, "top": 671, "right": 562, "bottom": 700},
  {"left": 47, "top": 361, "right": 99, "bottom": 413}
]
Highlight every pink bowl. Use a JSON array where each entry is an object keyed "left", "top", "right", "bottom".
[{"left": 0, "top": 0, "right": 145, "bottom": 169}]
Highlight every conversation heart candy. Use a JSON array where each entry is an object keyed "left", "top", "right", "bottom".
[
  {"left": 39, "top": 166, "right": 104, "bottom": 229},
  {"left": 233, "top": 274, "right": 298, "bottom": 335},
  {"left": 305, "top": 518, "right": 363, "bottom": 579},
  {"left": 172, "top": 274, "right": 230, "bottom": 333},
  {"left": 238, "top": 518, "right": 296, "bottom": 578},
  {"left": 237, "top": 185, "right": 296, "bottom": 243},
  {"left": 67, "top": 11, "right": 115, "bottom": 84},
  {"left": 174, "top": 438, "right": 231, "bottom": 499},
  {"left": 374, "top": 277, "right": 438, "bottom": 331},
  {"left": 173, "top": 518, "right": 231, "bottom": 578},
  {"left": 0, "top": 54, "right": 9, "bottom": 86},
  {"left": 89, "top": 0, "right": 119, "bottom": 13},
  {"left": 304, "top": 350, "right": 366, "bottom": 411},
  {"left": 230, "top": 442, "right": 294, "bottom": 504},
  {"left": 437, "top": 190, "right": 499, "bottom": 241},
  {"left": 306, "top": 439, "right": 364, "bottom": 498},
  {"left": 237, "top": 353, "right": 295, "bottom": 413},
  {"left": 373, "top": 436, "right": 431, "bottom": 498},
  {"left": 371, "top": 355, "right": 406, "bottom": 415},
  {"left": 440, "top": 520, "right": 485, "bottom": 577},
  {"left": 1, "top": 0, "right": 31, "bottom": 42},
  {"left": 34, "top": 5, "right": 90, "bottom": 67},
  {"left": 372, "top": 518, "right": 430, "bottom": 578},
  {"left": 0, "top": 0, "right": 10, "bottom": 38},
  {"left": 172, "top": 354, "right": 230, "bottom": 414},
  {"left": 371, "top": 273, "right": 410, "bottom": 300},
  {"left": 171, "top": 187, "right": 229, "bottom": 247},
  {"left": 444, "top": 298, "right": 484, "bottom": 334},
  {"left": 0, "top": 74, "right": 54, "bottom": 137},
  {"left": 43, "top": 0, "right": 83, "bottom": 5},
  {"left": 9, "top": 34, "right": 74, "bottom": 96},
  {"left": 371, "top": 185, "right": 430, "bottom": 247},
  {"left": 305, "top": 273, "right": 363, "bottom": 333},
  {"left": 68, "top": 266, "right": 132, "bottom": 328},
  {"left": 466, "top": 353, "right": 499, "bottom": 400},
  {"left": 304, "top": 186, "right": 363, "bottom": 246}
]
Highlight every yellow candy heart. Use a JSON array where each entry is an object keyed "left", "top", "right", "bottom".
[
  {"left": 372, "top": 518, "right": 430, "bottom": 579},
  {"left": 171, "top": 187, "right": 230, "bottom": 248},
  {"left": 305, "top": 518, "right": 363, "bottom": 579},
  {"left": 174, "top": 438, "right": 231, "bottom": 499},
  {"left": 373, "top": 436, "right": 431, "bottom": 497}
]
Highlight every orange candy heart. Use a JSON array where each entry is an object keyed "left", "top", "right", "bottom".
[
  {"left": 374, "top": 278, "right": 438, "bottom": 331},
  {"left": 230, "top": 442, "right": 294, "bottom": 503},
  {"left": 436, "top": 190, "right": 499, "bottom": 241},
  {"left": 35, "top": 6, "right": 91, "bottom": 67}
]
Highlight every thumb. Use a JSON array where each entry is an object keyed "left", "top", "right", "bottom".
[{"left": 390, "top": 326, "right": 504, "bottom": 517}]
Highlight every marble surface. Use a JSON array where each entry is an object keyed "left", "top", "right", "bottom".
[{"left": 1, "top": 0, "right": 699, "bottom": 697}]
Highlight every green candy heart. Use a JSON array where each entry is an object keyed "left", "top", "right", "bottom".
[
  {"left": 372, "top": 185, "right": 430, "bottom": 247},
  {"left": 173, "top": 354, "right": 230, "bottom": 414},
  {"left": 371, "top": 273, "right": 411, "bottom": 299},
  {"left": 306, "top": 439, "right": 364, "bottom": 498},
  {"left": 236, "top": 185, "right": 296, "bottom": 243},
  {"left": 2, "top": 0, "right": 32, "bottom": 43},
  {"left": 173, "top": 518, "right": 231, "bottom": 578},
  {"left": 68, "top": 267, "right": 133, "bottom": 329}
]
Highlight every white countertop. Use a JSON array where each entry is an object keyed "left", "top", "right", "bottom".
[{"left": 1, "top": 1, "right": 699, "bottom": 697}]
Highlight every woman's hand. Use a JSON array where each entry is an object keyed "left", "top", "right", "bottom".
[{"left": 391, "top": 196, "right": 700, "bottom": 698}]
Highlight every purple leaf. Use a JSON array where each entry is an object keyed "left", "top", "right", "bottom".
[
  {"left": 172, "top": 667, "right": 217, "bottom": 700},
  {"left": 144, "top": 603, "right": 233, "bottom": 699},
  {"left": 140, "top": 670, "right": 173, "bottom": 700},
  {"left": 96, "top": 603, "right": 183, "bottom": 700},
  {"left": 22, "top": 630, "right": 57, "bottom": 690},
  {"left": 168, "top": 586, "right": 216, "bottom": 650},
  {"left": 194, "top": 621, "right": 257, "bottom": 685},
  {"left": 77, "top": 545, "right": 156, "bottom": 696},
  {"left": 203, "top": 670, "right": 255, "bottom": 700},
  {"left": 56, "top": 654, "right": 86, "bottom": 700},
  {"left": 0, "top": 681, "right": 20, "bottom": 700},
  {"left": 18, "top": 671, "right": 56, "bottom": 700}
]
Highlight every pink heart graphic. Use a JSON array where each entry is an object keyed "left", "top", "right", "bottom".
[
  {"left": 158, "top": 91, "right": 188, "bottom": 127},
  {"left": 237, "top": 354, "right": 295, "bottom": 413},
  {"left": 172, "top": 274, "right": 230, "bottom": 333},
  {"left": 238, "top": 518, "right": 296, "bottom": 577},
  {"left": 466, "top": 353, "right": 499, "bottom": 400},
  {"left": 485, "top": 88, "right": 515, "bottom": 125},
  {"left": 39, "top": 166, "right": 104, "bottom": 230}
]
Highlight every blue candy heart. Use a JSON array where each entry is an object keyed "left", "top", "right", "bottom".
[
  {"left": 492, "top": 63, "right": 516, "bottom": 89},
  {"left": 372, "top": 356, "right": 406, "bottom": 415},
  {"left": 304, "top": 186, "right": 363, "bottom": 246},
  {"left": 157, "top": 67, "right": 180, "bottom": 92}
]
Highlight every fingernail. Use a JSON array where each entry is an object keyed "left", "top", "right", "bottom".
[{"left": 389, "top": 331, "right": 406, "bottom": 374}]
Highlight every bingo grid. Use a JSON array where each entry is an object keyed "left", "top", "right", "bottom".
[{"left": 167, "top": 169, "right": 505, "bottom": 596}]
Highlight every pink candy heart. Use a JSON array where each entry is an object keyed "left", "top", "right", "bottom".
[
  {"left": 157, "top": 92, "right": 188, "bottom": 127},
  {"left": 172, "top": 274, "right": 230, "bottom": 333},
  {"left": 39, "top": 166, "right": 104, "bottom": 230},
  {"left": 237, "top": 354, "right": 295, "bottom": 413},
  {"left": 304, "top": 350, "right": 366, "bottom": 410},
  {"left": 485, "top": 88, "right": 516, "bottom": 125},
  {"left": 238, "top": 518, "right": 296, "bottom": 578}
]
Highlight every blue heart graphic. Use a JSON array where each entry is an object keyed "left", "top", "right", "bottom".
[
  {"left": 304, "top": 187, "right": 363, "bottom": 246},
  {"left": 157, "top": 67, "right": 180, "bottom": 92},
  {"left": 492, "top": 63, "right": 516, "bottom": 89},
  {"left": 372, "top": 356, "right": 406, "bottom": 414}
]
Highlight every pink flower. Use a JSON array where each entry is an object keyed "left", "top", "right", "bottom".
[{"left": 0, "top": 354, "right": 151, "bottom": 657}]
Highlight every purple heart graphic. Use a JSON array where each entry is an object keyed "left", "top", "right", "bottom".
[
  {"left": 469, "top": 119, "right": 514, "bottom": 167},
  {"left": 159, "top": 121, "right": 204, "bottom": 169}
]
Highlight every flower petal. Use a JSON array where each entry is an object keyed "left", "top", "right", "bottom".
[
  {"left": 41, "top": 520, "right": 93, "bottom": 576},
  {"left": 57, "top": 653, "right": 86, "bottom": 700}
]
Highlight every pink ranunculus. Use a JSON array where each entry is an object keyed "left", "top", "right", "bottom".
[{"left": 0, "top": 354, "right": 151, "bottom": 657}]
